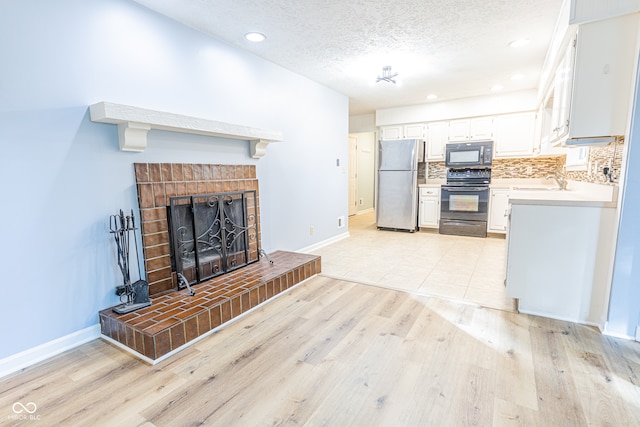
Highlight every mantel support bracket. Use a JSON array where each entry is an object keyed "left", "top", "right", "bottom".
[
  {"left": 118, "top": 122, "right": 151, "bottom": 152},
  {"left": 250, "top": 139, "right": 271, "bottom": 159}
]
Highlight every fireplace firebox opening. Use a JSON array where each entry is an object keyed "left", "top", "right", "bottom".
[{"left": 168, "top": 190, "right": 260, "bottom": 288}]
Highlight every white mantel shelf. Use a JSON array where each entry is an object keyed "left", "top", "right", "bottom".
[{"left": 89, "top": 102, "right": 283, "bottom": 158}]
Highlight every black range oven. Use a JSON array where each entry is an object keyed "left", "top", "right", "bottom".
[{"left": 439, "top": 168, "right": 490, "bottom": 238}]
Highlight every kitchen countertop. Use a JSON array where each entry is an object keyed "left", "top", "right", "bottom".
[
  {"left": 418, "top": 178, "right": 618, "bottom": 208},
  {"left": 418, "top": 179, "right": 445, "bottom": 187},
  {"left": 505, "top": 180, "right": 618, "bottom": 208}
]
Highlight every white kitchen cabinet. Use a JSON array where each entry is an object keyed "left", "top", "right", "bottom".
[
  {"left": 419, "top": 187, "right": 440, "bottom": 229},
  {"left": 381, "top": 126, "right": 403, "bottom": 140},
  {"left": 448, "top": 117, "right": 494, "bottom": 142},
  {"left": 470, "top": 117, "right": 494, "bottom": 140},
  {"left": 381, "top": 124, "right": 425, "bottom": 140},
  {"left": 403, "top": 124, "right": 425, "bottom": 139},
  {"left": 488, "top": 188, "right": 510, "bottom": 233},
  {"left": 566, "top": 13, "right": 638, "bottom": 141},
  {"left": 494, "top": 112, "right": 536, "bottom": 158},
  {"left": 550, "top": 39, "right": 575, "bottom": 142},
  {"left": 448, "top": 119, "right": 471, "bottom": 141},
  {"left": 426, "top": 121, "right": 448, "bottom": 161}
]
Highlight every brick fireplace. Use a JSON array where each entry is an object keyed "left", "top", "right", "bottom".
[
  {"left": 133, "top": 162, "right": 262, "bottom": 296},
  {"left": 99, "top": 162, "right": 321, "bottom": 361}
]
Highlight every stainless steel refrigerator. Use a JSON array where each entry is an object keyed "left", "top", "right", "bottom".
[{"left": 376, "top": 138, "right": 423, "bottom": 232}]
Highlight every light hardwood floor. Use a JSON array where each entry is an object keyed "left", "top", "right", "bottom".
[{"left": 2, "top": 276, "right": 640, "bottom": 426}]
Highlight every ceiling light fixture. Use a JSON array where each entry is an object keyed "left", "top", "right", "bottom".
[
  {"left": 491, "top": 84, "right": 504, "bottom": 91},
  {"left": 511, "top": 73, "right": 524, "bottom": 80},
  {"left": 509, "top": 39, "right": 530, "bottom": 48},
  {"left": 376, "top": 66, "right": 398, "bottom": 84},
  {"left": 245, "top": 32, "right": 266, "bottom": 42},
  {"left": 427, "top": 94, "right": 438, "bottom": 100}
]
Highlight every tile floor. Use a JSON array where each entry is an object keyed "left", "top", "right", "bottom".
[{"left": 311, "top": 211, "right": 516, "bottom": 312}]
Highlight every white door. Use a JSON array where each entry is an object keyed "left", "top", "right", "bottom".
[{"left": 348, "top": 135, "right": 358, "bottom": 216}]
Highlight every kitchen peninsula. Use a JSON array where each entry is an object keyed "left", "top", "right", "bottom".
[
  {"left": 418, "top": 174, "right": 619, "bottom": 327},
  {"left": 505, "top": 181, "right": 618, "bottom": 326}
]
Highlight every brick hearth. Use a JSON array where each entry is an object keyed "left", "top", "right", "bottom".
[{"left": 100, "top": 251, "right": 321, "bottom": 361}]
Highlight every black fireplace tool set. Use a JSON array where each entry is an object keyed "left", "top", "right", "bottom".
[{"left": 110, "top": 209, "right": 151, "bottom": 314}]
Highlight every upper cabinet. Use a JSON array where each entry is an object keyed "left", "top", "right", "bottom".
[
  {"left": 380, "top": 125, "right": 403, "bottom": 140},
  {"left": 380, "top": 124, "right": 425, "bottom": 140},
  {"left": 426, "top": 122, "right": 448, "bottom": 161},
  {"left": 551, "top": 39, "right": 575, "bottom": 142},
  {"left": 494, "top": 112, "right": 536, "bottom": 158},
  {"left": 404, "top": 124, "right": 425, "bottom": 139},
  {"left": 470, "top": 117, "right": 494, "bottom": 140},
  {"left": 566, "top": 13, "right": 638, "bottom": 142},
  {"left": 382, "top": 113, "right": 537, "bottom": 160},
  {"left": 448, "top": 120, "right": 470, "bottom": 141},
  {"left": 448, "top": 117, "right": 494, "bottom": 142},
  {"left": 541, "top": 13, "right": 639, "bottom": 146}
]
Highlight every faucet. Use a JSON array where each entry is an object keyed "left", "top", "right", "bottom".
[
  {"left": 176, "top": 272, "right": 195, "bottom": 296},
  {"left": 546, "top": 174, "right": 568, "bottom": 190}
]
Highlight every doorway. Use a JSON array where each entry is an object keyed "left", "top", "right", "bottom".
[{"left": 348, "top": 132, "right": 376, "bottom": 216}]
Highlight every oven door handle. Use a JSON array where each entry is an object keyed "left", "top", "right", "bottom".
[{"left": 443, "top": 187, "right": 487, "bottom": 192}]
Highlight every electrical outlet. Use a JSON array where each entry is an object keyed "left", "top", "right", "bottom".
[
  {"left": 526, "top": 165, "right": 533, "bottom": 174},
  {"left": 309, "top": 226, "right": 314, "bottom": 235},
  {"left": 337, "top": 216, "right": 345, "bottom": 229},
  {"left": 359, "top": 198, "right": 364, "bottom": 206}
]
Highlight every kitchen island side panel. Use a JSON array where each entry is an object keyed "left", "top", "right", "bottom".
[{"left": 506, "top": 203, "right": 616, "bottom": 325}]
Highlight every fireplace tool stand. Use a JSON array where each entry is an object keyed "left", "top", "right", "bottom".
[{"left": 110, "top": 209, "right": 152, "bottom": 314}]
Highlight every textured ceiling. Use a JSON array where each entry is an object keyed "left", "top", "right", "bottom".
[{"left": 132, "top": 0, "right": 563, "bottom": 115}]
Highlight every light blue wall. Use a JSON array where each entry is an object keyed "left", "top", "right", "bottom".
[
  {"left": 606, "top": 54, "right": 640, "bottom": 338},
  {"left": 0, "top": 0, "right": 348, "bottom": 359}
]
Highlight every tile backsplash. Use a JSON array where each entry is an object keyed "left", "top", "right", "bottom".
[
  {"left": 426, "top": 156, "right": 562, "bottom": 179},
  {"left": 566, "top": 138, "right": 624, "bottom": 184},
  {"left": 425, "top": 138, "right": 624, "bottom": 184}
]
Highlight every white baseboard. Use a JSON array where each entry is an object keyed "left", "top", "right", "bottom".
[
  {"left": 602, "top": 321, "right": 638, "bottom": 341},
  {"left": 354, "top": 208, "right": 374, "bottom": 215},
  {"left": 0, "top": 324, "right": 101, "bottom": 379},
  {"left": 517, "top": 308, "right": 601, "bottom": 328},
  {"left": 297, "top": 231, "right": 350, "bottom": 254}
]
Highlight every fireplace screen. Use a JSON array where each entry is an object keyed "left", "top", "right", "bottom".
[{"left": 168, "top": 191, "right": 259, "bottom": 286}]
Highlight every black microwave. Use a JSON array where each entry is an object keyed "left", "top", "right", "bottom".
[{"left": 445, "top": 141, "right": 493, "bottom": 168}]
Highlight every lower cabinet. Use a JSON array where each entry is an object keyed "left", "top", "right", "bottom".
[
  {"left": 419, "top": 187, "right": 440, "bottom": 228},
  {"left": 488, "top": 188, "right": 510, "bottom": 233}
]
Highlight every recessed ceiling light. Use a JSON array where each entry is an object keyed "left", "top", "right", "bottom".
[
  {"left": 511, "top": 74, "right": 524, "bottom": 80},
  {"left": 491, "top": 84, "right": 504, "bottom": 91},
  {"left": 245, "top": 32, "right": 266, "bottom": 42},
  {"left": 509, "top": 39, "right": 530, "bottom": 48},
  {"left": 427, "top": 94, "right": 438, "bottom": 100}
]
